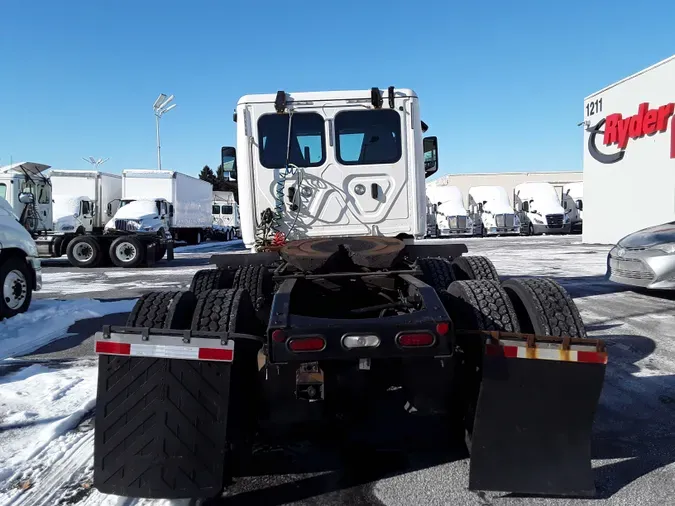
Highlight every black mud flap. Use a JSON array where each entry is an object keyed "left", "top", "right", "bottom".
[
  {"left": 468, "top": 333, "right": 607, "bottom": 497},
  {"left": 93, "top": 354, "right": 232, "bottom": 499}
]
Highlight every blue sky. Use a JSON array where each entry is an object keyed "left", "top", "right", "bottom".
[{"left": 1, "top": 0, "right": 675, "bottom": 178}]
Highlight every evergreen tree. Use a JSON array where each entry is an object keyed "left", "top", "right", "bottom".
[{"left": 198, "top": 165, "right": 216, "bottom": 186}]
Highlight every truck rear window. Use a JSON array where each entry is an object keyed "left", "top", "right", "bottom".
[
  {"left": 258, "top": 113, "right": 325, "bottom": 168},
  {"left": 335, "top": 109, "right": 402, "bottom": 165},
  {"left": 221, "top": 205, "right": 233, "bottom": 215}
]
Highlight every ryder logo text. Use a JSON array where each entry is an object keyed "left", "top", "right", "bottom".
[{"left": 587, "top": 101, "right": 675, "bottom": 164}]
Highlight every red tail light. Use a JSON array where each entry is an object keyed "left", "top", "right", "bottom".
[
  {"left": 398, "top": 333, "right": 435, "bottom": 347},
  {"left": 435, "top": 322, "right": 450, "bottom": 335},
  {"left": 288, "top": 337, "right": 326, "bottom": 352}
]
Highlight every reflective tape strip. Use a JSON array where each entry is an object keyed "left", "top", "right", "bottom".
[
  {"left": 95, "top": 340, "right": 235, "bottom": 362},
  {"left": 485, "top": 344, "right": 607, "bottom": 364}
]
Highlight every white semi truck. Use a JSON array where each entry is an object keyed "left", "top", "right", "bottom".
[
  {"left": 91, "top": 87, "right": 608, "bottom": 502},
  {"left": 468, "top": 185, "right": 520, "bottom": 236},
  {"left": 514, "top": 182, "right": 571, "bottom": 235},
  {"left": 106, "top": 170, "right": 213, "bottom": 246},
  {"left": 212, "top": 190, "right": 240, "bottom": 240},
  {"left": 0, "top": 196, "right": 42, "bottom": 319},
  {"left": 427, "top": 185, "right": 474, "bottom": 236},
  {"left": 562, "top": 182, "right": 583, "bottom": 233}
]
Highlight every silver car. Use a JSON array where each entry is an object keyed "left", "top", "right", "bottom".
[{"left": 607, "top": 221, "right": 675, "bottom": 290}]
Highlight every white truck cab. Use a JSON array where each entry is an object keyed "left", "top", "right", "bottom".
[
  {"left": 0, "top": 162, "right": 53, "bottom": 234},
  {"left": 468, "top": 185, "right": 520, "bottom": 236},
  {"left": 514, "top": 182, "right": 571, "bottom": 235},
  {"left": 0, "top": 196, "right": 42, "bottom": 318},
  {"left": 427, "top": 185, "right": 474, "bottom": 236},
  {"left": 212, "top": 191, "right": 241, "bottom": 239},
  {"left": 222, "top": 88, "right": 438, "bottom": 251},
  {"left": 562, "top": 182, "right": 583, "bottom": 233}
]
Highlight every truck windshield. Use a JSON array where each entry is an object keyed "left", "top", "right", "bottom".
[
  {"left": 120, "top": 199, "right": 136, "bottom": 207},
  {"left": 335, "top": 109, "right": 401, "bottom": 165},
  {"left": 258, "top": 112, "right": 325, "bottom": 168}
]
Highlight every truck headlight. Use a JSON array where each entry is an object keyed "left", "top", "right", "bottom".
[
  {"left": 60, "top": 225, "right": 75, "bottom": 231},
  {"left": 563, "top": 214, "right": 570, "bottom": 224}
]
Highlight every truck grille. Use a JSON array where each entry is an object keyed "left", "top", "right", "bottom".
[
  {"left": 448, "top": 216, "right": 467, "bottom": 229},
  {"left": 609, "top": 257, "right": 654, "bottom": 280},
  {"left": 495, "top": 214, "right": 515, "bottom": 228},
  {"left": 115, "top": 219, "right": 140, "bottom": 232},
  {"left": 546, "top": 214, "right": 564, "bottom": 228}
]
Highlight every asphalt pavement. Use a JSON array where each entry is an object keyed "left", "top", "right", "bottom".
[{"left": 19, "top": 235, "right": 675, "bottom": 505}]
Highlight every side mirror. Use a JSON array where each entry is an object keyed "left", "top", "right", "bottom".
[
  {"left": 107, "top": 203, "right": 112, "bottom": 216},
  {"left": 576, "top": 200, "right": 583, "bottom": 211},
  {"left": 169, "top": 204, "right": 174, "bottom": 217},
  {"left": 522, "top": 201, "right": 529, "bottom": 212},
  {"left": 478, "top": 203, "right": 484, "bottom": 212},
  {"left": 18, "top": 192, "right": 34, "bottom": 204},
  {"left": 221, "top": 146, "right": 237, "bottom": 180},
  {"left": 423, "top": 136, "right": 438, "bottom": 178},
  {"left": 432, "top": 204, "right": 438, "bottom": 213}
]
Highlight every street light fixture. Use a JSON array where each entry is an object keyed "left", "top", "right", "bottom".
[
  {"left": 153, "top": 93, "right": 176, "bottom": 170},
  {"left": 82, "top": 157, "right": 109, "bottom": 170}
]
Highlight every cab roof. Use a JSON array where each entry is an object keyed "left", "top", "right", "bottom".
[{"left": 237, "top": 88, "right": 417, "bottom": 106}]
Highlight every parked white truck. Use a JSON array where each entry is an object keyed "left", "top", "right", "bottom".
[
  {"left": 562, "top": 182, "right": 583, "bottom": 233},
  {"left": 0, "top": 196, "right": 42, "bottom": 318},
  {"left": 427, "top": 185, "right": 474, "bottom": 236},
  {"left": 468, "top": 185, "right": 520, "bottom": 236},
  {"left": 514, "top": 182, "right": 571, "bottom": 235},
  {"left": 50, "top": 170, "right": 122, "bottom": 234},
  {"left": 0, "top": 162, "right": 53, "bottom": 233},
  {"left": 105, "top": 170, "right": 213, "bottom": 246},
  {"left": 212, "top": 190, "right": 240, "bottom": 240}
]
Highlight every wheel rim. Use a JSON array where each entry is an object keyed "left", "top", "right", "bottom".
[
  {"left": 115, "top": 242, "right": 137, "bottom": 262},
  {"left": 4, "top": 269, "right": 28, "bottom": 310},
  {"left": 73, "top": 242, "right": 94, "bottom": 262}
]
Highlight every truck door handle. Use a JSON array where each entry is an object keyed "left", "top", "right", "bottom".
[{"left": 371, "top": 183, "right": 379, "bottom": 199}]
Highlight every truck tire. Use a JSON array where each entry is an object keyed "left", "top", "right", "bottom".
[
  {"left": 451, "top": 256, "right": 499, "bottom": 282},
  {"left": 190, "top": 288, "right": 262, "bottom": 479},
  {"left": 109, "top": 235, "right": 145, "bottom": 268},
  {"left": 502, "top": 277, "right": 587, "bottom": 338},
  {"left": 232, "top": 265, "right": 273, "bottom": 311},
  {"left": 126, "top": 290, "right": 197, "bottom": 329},
  {"left": 446, "top": 280, "right": 520, "bottom": 334},
  {"left": 94, "top": 291, "right": 225, "bottom": 500},
  {"left": 0, "top": 256, "right": 32, "bottom": 319},
  {"left": 190, "top": 268, "right": 235, "bottom": 295},
  {"left": 416, "top": 257, "right": 455, "bottom": 292},
  {"left": 66, "top": 236, "right": 102, "bottom": 268}
]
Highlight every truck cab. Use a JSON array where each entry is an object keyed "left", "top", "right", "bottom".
[
  {"left": 105, "top": 198, "right": 172, "bottom": 236},
  {"left": 53, "top": 196, "right": 96, "bottom": 233},
  {"left": 0, "top": 196, "right": 42, "bottom": 318},
  {"left": 514, "top": 182, "right": 571, "bottom": 235},
  {"left": 0, "top": 162, "right": 53, "bottom": 234},
  {"left": 221, "top": 88, "right": 438, "bottom": 251},
  {"left": 468, "top": 185, "right": 520, "bottom": 236},
  {"left": 562, "top": 182, "right": 583, "bottom": 233},
  {"left": 427, "top": 185, "right": 475, "bottom": 236}
]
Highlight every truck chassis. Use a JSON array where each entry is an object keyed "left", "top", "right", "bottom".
[{"left": 92, "top": 237, "right": 606, "bottom": 500}]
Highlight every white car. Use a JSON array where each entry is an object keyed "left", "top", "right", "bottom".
[{"left": 0, "top": 197, "right": 42, "bottom": 318}]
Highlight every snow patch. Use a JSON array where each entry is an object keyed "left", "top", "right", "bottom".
[{"left": 0, "top": 299, "right": 136, "bottom": 360}]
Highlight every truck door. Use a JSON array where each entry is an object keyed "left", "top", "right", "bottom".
[
  {"left": 248, "top": 100, "right": 412, "bottom": 239},
  {"left": 80, "top": 200, "right": 94, "bottom": 232}
]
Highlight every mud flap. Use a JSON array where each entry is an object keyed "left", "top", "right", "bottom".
[
  {"left": 93, "top": 329, "right": 236, "bottom": 499},
  {"left": 467, "top": 333, "right": 607, "bottom": 497}
]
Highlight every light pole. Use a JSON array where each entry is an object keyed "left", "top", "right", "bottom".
[
  {"left": 82, "top": 157, "right": 109, "bottom": 170},
  {"left": 153, "top": 94, "right": 176, "bottom": 170}
]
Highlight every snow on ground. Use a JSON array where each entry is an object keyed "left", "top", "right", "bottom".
[{"left": 0, "top": 299, "right": 136, "bottom": 360}]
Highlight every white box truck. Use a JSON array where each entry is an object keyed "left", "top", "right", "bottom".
[
  {"left": 514, "top": 182, "right": 571, "bottom": 235},
  {"left": 50, "top": 170, "right": 123, "bottom": 234},
  {"left": 212, "top": 190, "right": 240, "bottom": 240},
  {"left": 105, "top": 170, "right": 213, "bottom": 246}
]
